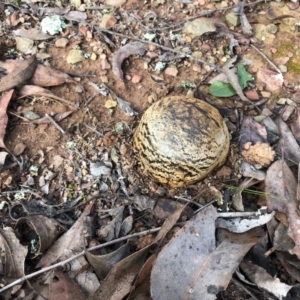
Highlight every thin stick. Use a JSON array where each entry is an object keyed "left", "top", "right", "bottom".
[
  {"left": 45, "top": 114, "right": 65, "bottom": 134},
  {"left": 250, "top": 44, "right": 282, "bottom": 74}
]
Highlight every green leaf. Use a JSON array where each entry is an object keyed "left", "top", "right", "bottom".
[
  {"left": 237, "top": 63, "right": 253, "bottom": 88},
  {"left": 209, "top": 81, "right": 237, "bottom": 97}
]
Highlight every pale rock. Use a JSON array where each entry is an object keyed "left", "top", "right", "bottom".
[
  {"left": 225, "top": 12, "right": 240, "bottom": 26},
  {"left": 71, "top": 0, "right": 81, "bottom": 8},
  {"left": 55, "top": 38, "right": 69, "bottom": 48},
  {"left": 90, "top": 53, "right": 97, "bottom": 60},
  {"left": 15, "top": 37, "right": 34, "bottom": 53},
  {"left": 99, "top": 14, "right": 117, "bottom": 28},
  {"left": 66, "top": 49, "right": 85, "bottom": 64},
  {"left": 164, "top": 67, "right": 178, "bottom": 77},
  {"left": 101, "top": 59, "right": 111, "bottom": 69},
  {"left": 261, "top": 91, "right": 271, "bottom": 98}
]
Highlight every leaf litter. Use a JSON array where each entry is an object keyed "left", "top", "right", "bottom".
[{"left": 2, "top": 0, "right": 300, "bottom": 299}]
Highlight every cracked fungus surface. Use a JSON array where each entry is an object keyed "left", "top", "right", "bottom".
[{"left": 133, "top": 96, "right": 230, "bottom": 187}]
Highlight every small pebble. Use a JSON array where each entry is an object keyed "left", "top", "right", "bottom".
[
  {"left": 132, "top": 75, "right": 142, "bottom": 83},
  {"left": 164, "top": 67, "right": 178, "bottom": 77},
  {"left": 55, "top": 38, "right": 69, "bottom": 48}
]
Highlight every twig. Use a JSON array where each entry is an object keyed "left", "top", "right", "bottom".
[
  {"left": 8, "top": 111, "right": 30, "bottom": 122},
  {"left": 84, "top": 93, "right": 98, "bottom": 107},
  {"left": 84, "top": 124, "right": 104, "bottom": 137},
  {"left": 250, "top": 44, "right": 282, "bottom": 74},
  {"left": 45, "top": 114, "right": 66, "bottom": 134},
  {"left": 194, "top": 200, "right": 217, "bottom": 214}
]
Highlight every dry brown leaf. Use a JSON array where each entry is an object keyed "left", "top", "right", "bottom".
[
  {"left": 153, "top": 198, "right": 194, "bottom": 220},
  {"left": 0, "top": 56, "right": 37, "bottom": 93},
  {"left": 49, "top": 270, "right": 86, "bottom": 300},
  {"left": 18, "top": 85, "right": 54, "bottom": 97},
  {"left": 128, "top": 254, "right": 156, "bottom": 300},
  {"left": 14, "top": 28, "right": 53, "bottom": 40},
  {"left": 86, "top": 243, "right": 129, "bottom": 280},
  {"left": 239, "top": 116, "right": 267, "bottom": 149},
  {"left": 290, "top": 107, "right": 300, "bottom": 145},
  {"left": 0, "top": 90, "right": 14, "bottom": 149},
  {"left": 37, "top": 201, "right": 95, "bottom": 268},
  {"left": 0, "top": 59, "right": 20, "bottom": 74},
  {"left": 0, "top": 227, "right": 28, "bottom": 297},
  {"left": 150, "top": 206, "right": 260, "bottom": 300},
  {"left": 276, "top": 251, "right": 300, "bottom": 283},
  {"left": 31, "top": 64, "right": 76, "bottom": 87},
  {"left": 112, "top": 42, "right": 147, "bottom": 81},
  {"left": 154, "top": 203, "right": 187, "bottom": 243},
  {"left": 241, "top": 142, "right": 275, "bottom": 167},
  {"left": 276, "top": 117, "right": 300, "bottom": 165},
  {"left": 240, "top": 261, "right": 292, "bottom": 298},
  {"left": 87, "top": 246, "right": 150, "bottom": 300},
  {"left": 222, "top": 56, "right": 253, "bottom": 105},
  {"left": 265, "top": 160, "right": 300, "bottom": 259}
]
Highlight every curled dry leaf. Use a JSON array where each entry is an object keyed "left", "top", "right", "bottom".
[
  {"left": 16, "top": 215, "right": 62, "bottom": 258},
  {"left": 216, "top": 210, "right": 275, "bottom": 233},
  {"left": 31, "top": 64, "right": 76, "bottom": 87},
  {"left": 241, "top": 142, "right": 275, "bottom": 167},
  {"left": 0, "top": 56, "right": 37, "bottom": 93},
  {"left": 265, "top": 160, "right": 300, "bottom": 259},
  {"left": 85, "top": 243, "right": 129, "bottom": 280},
  {"left": 112, "top": 42, "right": 147, "bottom": 81}
]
